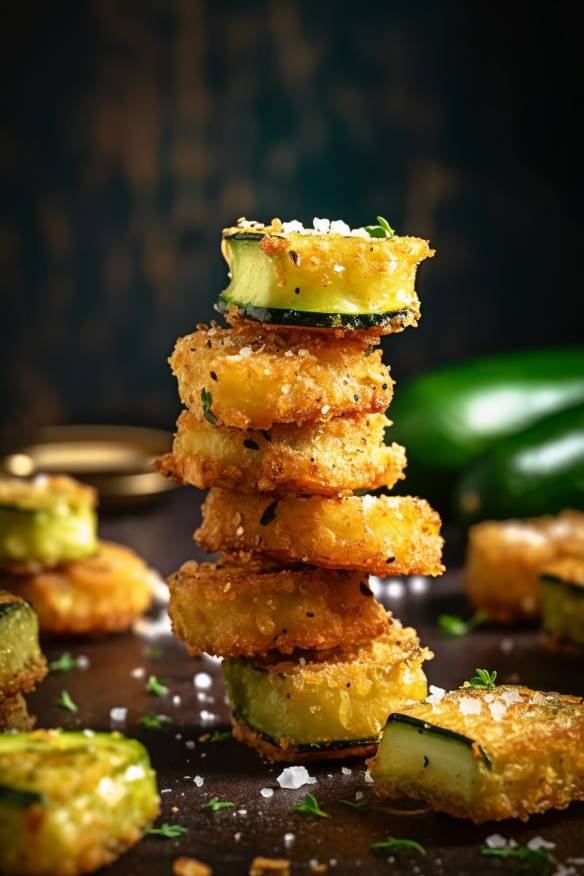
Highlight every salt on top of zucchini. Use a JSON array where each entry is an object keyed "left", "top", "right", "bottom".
[
  {"left": 0, "top": 475, "right": 96, "bottom": 514},
  {"left": 230, "top": 217, "right": 373, "bottom": 237}
]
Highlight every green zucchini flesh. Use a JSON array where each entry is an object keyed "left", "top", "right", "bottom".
[
  {"left": 0, "top": 730, "right": 159, "bottom": 876},
  {"left": 0, "top": 592, "right": 45, "bottom": 698},
  {"left": 0, "top": 505, "right": 97, "bottom": 568},
  {"left": 541, "top": 569, "right": 584, "bottom": 646}
]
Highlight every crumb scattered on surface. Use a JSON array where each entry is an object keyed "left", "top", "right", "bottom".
[
  {"left": 249, "top": 858, "right": 290, "bottom": 876},
  {"left": 173, "top": 857, "right": 213, "bottom": 876}
]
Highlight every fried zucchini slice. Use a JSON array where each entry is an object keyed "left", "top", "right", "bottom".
[
  {"left": 157, "top": 410, "right": 406, "bottom": 496},
  {"left": 0, "top": 592, "right": 46, "bottom": 698},
  {"left": 0, "top": 693, "right": 34, "bottom": 731},
  {"left": 1, "top": 541, "right": 154, "bottom": 636},
  {"left": 168, "top": 558, "right": 389, "bottom": 657},
  {"left": 464, "top": 511, "right": 584, "bottom": 622},
  {"left": 223, "top": 623, "right": 431, "bottom": 762},
  {"left": 0, "top": 730, "right": 159, "bottom": 876},
  {"left": 219, "top": 220, "right": 433, "bottom": 333},
  {"left": 169, "top": 323, "right": 392, "bottom": 430},
  {"left": 0, "top": 476, "right": 97, "bottom": 571},
  {"left": 369, "top": 685, "right": 584, "bottom": 823},
  {"left": 540, "top": 556, "right": 584, "bottom": 647},
  {"left": 196, "top": 489, "right": 445, "bottom": 577}
]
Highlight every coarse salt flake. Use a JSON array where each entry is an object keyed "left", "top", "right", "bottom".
[
  {"left": 109, "top": 707, "right": 127, "bottom": 724},
  {"left": 341, "top": 767, "right": 352, "bottom": 775},
  {"left": 333, "top": 264, "right": 345, "bottom": 273},
  {"left": 277, "top": 766, "right": 317, "bottom": 790},
  {"left": 527, "top": 836, "right": 556, "bottom": 850},
  {"left": 321, "top": 404, "right": 330, "bottom": 415},
  {"left": 458, "top": 696, "right": 482, "bottom": 716},
  {"left": 194, "top": 672, "right": 213, "bottom": 689},
  {"left": 484, "top": 834, "right": 509, "bottom": 849},
  {"left": 260, "top": 788, "right": 274, "bottom": 798},
  {"left": 489, "top": 701, "right": 508, "bottom": 722},
  {"left": 427, "top": 685, "right": 446, "bottom": 705},
  {"left": 194, "top": 775, "right": 204, "bottom": 787}
]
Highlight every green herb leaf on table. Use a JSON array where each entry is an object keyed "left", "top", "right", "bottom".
[
  {"left": 339, "top": 798, "right": 368, "bottom": 810},
  {"left": 210, "top": 729, "right": 232, "bottom": 742},
  {"left": 201, "top": 797, "right": 235, "bottom": 812},
  {"left": 139, "top": 714, "right": 171, "bottom": 730},
  {"left": 201, "top": 388, "right": 217, "bottom": 425},
  {"left": 438, "top": 610, "right": 487, "bottom": 637},
  {"left": 146, "top": 823, "right": 188, "bottom": 839},
  {"left": 293, "top": 793, "right": 329, "bottom": 818},
  {"left": 371, "top": 837, "right": 426, "bottom": 856},
  {"left": 364, "top": 216, "right": 395, "bottom": 239},
  {"left": 467, "top": 668, "right": 497, "bottom": 690},
  {"left": 146, "top": 675, "right": 168, "bottom": 697},
  {"left": 482, "top": 845, "right": 554, "bottom": 875},
  {"left": 49, "top": 653, "right": 81, "bottom": 672},
  {"left": 55, "top": 690, "right": 78, "bottom": 713},
  {"left": 147, "top": 646, "right": 163, "bottom": 661}
]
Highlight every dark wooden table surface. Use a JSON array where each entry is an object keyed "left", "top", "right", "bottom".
[{"left": 29, "top": 488, "right": 584, "bottom": 875}]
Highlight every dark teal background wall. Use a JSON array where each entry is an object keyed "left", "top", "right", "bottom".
[{"left": 1, "top": 1, "right": 582, "bottom": 431}]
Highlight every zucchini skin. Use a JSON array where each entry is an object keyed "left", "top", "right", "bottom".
[
  {"left": 386, "top": 713, "right": 492, "bottom": 768},
  {"left": 389, "top": 348, "right": 584, "bottom": 506},
  {"left": 216, "top": 299, "right": 413, "bottom": 330},
  {"left": 0, "top": 730, "right": 159, "bottom": 876},
  {"left": 456, "top": 403, "right": 584, "bottom": 522}
]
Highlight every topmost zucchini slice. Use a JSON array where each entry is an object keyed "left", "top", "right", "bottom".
[
  {"left": 219, "top": 218, "right": 433, "bottom": 332},
  {"left": 369, "top": 684, "right": 584, "bottom": 823},
  {"left": 0, "top": 476, "right": 98, "bottom": 570}
]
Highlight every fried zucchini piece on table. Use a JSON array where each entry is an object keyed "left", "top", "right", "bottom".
[
  {"left": 0, "top": 730, "right": 159, "bottom": 876},
  {"left": 0, "top": 476, "right": 97, "bottom": 571},
  {"left": 2, "top": 541, "right": 154, "bottom": 636},
  {"left": 157, "top": 410, "right": 406, "bottom": 496},
  {"left": 369, "top": 685, "right": 584, "bottom": 822},
  {"left": 464, "top": 511, "right": 584, "bottom": 622},
  {"left": 169, "top": 323, "right": 392, "bottom": 431},
  {"left": 540, "top": 556, "right": 584, "bottom": 648},
  {"left": 223, "top": 623, "right": 431, "bottom": 762},
  {"left": 168, "top": 558, "right": 389, "bottom": 657},
  {"left": 218, "top": 219, "right": 433, "bottom": 333},
  {"left": 0, "top": 591, "right": 46, "bottom": 701},
  {"left": 196, "top": 489, "right": 444, "bottom": 577}
]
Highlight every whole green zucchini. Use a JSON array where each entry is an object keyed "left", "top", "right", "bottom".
[
  {"left": 455, "top": 403, "right": 584, "bottom": 522},
  {"left": 389, "top": 348, "right": 584, "bottom": 504}
]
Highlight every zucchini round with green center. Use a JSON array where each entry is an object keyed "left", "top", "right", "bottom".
[
  {"left": 219, "top": 222, "right": 433, "bottom": 333},
  {"left": 222, "top": 624, "right": 431, "bottom": 762},
  {"left": 0, "top": 591, "right": 46, "bottom": 699},
  {"left": 0, "top": 476, "right": 98, "bottom": 571},
  {"left": 370, "top": 686, "right": 584, "bottom": 823},
  {"left": 0, "top": 730, "right": 159, "bottom": 876},
  {"left": 540, "top": 557, "right": 584, "bottom": 647}
]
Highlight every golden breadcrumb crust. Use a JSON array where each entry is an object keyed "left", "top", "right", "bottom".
[
  {"left": 231, "top": 717, "right": 378, "bottom": 763},
  {"left": 0, "top": 692, "right": 35, "bottom": 731},
  {"left": 196, "top": 489, "right": 444, "bottom": 577},
  {"left": 0, "top": 591, "right": 47, "bottom": 698},
  {"left": 157, "top": 410, "right": 406, "bottom": 496},
  {"left": 541, "top": 554, "right": 584, "bottom": 586},
  {"left": 464, "top": 511, "right": 584, "bottom": 622},
  {"left": 0, "top": 475, "right": 96, "bottom": 513},
  {"left": 169, "top": 323, "right": 392, "bottom": 430},
  {"left": 370, "top": 685, "right": 584, "bottom": 822},
  {"left": 168, "top": 558, "right": 388, "bottom": 657},
  {"left": 1, "top": 541, "right": 153, "bottom": 636}
]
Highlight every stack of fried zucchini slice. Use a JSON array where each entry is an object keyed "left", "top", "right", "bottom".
[
  {"left": 161, "top": 216, "right": 443, "bottom": 761},
  {"left": 0, "top": 475, "right": 154, "bottom": 636},
  {"left": 0, "top": 591, "right": 47, "bottom": 730}
]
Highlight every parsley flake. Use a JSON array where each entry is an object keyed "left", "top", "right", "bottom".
[
  {"left": 293, "top": 793, "right": 329, "bottom": 818},
  {"left": 201, "top": 388, "right": 217, "bottom": 425},
  {"left": 139, "top": 714, "right": 171, "bottom": 730},
  {"left": 339, "top": 798, "right": 368, "bottom": 810},
  {"left": 481, "top": 844, "right": 554, "bottom": 875},
  {"left": 467, "top": 668, "right": 497, "bottom": 690},
  {"left": 147, "top": 646, "right": 163, "bottom": 661},
  {"left": 371, "top": 837, "right": 426, "bottom": 856},
  {"left": 49, "top": 652, "right": 81, "bottom": 672},
  {"left": 146, "top": 823, "right": 188, "bottom": 839},
  {"left": 201, "top": 797, "right": 235, "bottom": 812},
  {"left": 210, "top": 729, "right": 232, "bottom": 742},
  {"left": 365, "top": 216, "right": 395, "bottom": 239},
  {"left": 55, "top": 690, "right": 78, "bottom": 713},
  {"left": 146, "top": 675, "right": 169, "bottom": 697},
  {"left": 438, "top": 610, "right": 487, "bottom": 637}
]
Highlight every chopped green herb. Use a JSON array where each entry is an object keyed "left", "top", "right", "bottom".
[
  {"left": 293, "top": 793, "right": 329, "bottom": 818},
  {"left": 55, "top": 690, "right": 78, "bottom": 713},
  {"left": 139, "top": 713, "right": 171, "bottom": 730},
  {"left": 146, "top": 675, "right": 168, "bottom": 697},
  {"left": 146, "top": 823, "right": 188, "bottom": 839},
  {"left": 201, "top": 797, "right": 235, "bottom": 812},
  {"left": 147, "top": 646, "right": 163, "bottom": 661},
  {"left": 371, "top": 837, "right": 426, "bottom": 856},
  {"left": 49, "top": 652, "right": 80, "bottom": 672},
  {"left": 201, "top": 388, "right": 217, "bottom": 425},
  {"left": 481, "top": 845, "right": 554, "bottom": 875},
  {"left": 210, "top": 729, "right": 232, "bottom": 742},
  {"left": 467, "top": 668, "right": 497, "bottom": 690},
  {"left": 438, "top": 610, "right": 487, "bottom": 637},
  {"left": 365, "top": 216, "right": 395, "bottom": 239},
  {"left": 339, "top": 798, "right": 368, "bottom": 810}
]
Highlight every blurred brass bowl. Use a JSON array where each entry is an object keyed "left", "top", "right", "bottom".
[{"left": 0, "top": 425, "right": 176, "bottom": 508}]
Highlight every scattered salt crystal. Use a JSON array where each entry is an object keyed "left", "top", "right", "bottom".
[
  {"left": 197, "top": 692, "right": 214, "bottom": 704},
  {"left": 238, "top": 809, "right": 247, "bottom": 815},
  {"left": 194, "top": 672, "right": 213, "bottom": 689},
  {"left": 277, "top": 766, "right": 317, "bottom": 789},
  {"left": 160, "top": 788, "right": 172, "bottom": 795},
  {"left": 531, "top": 692, "right": 548, "bottom": 705},
  {"left": 458, "top": 696, "right": 482, "bottom": 716},
  {"left": 260, "top": 788, "right": 274, "bottom": 798},
  {"left": 282, "top": 220, "right": 304, "bottom": 232},
  {"left": 333, "top": 264, "right": 345, "bottom": 273},
  {"left": 321, "top": 404, "right": 330, "bottom": 415},
  {"left": 410, "top": 576, "right": 429, "bottom": 593},
  {"left": 83, "top": 729, "right": 95, "bottom": 737},
  {"left": 281, "top": 385, "right": 290, "bottom": 395},
  {"left": 284, "top": 832, "right": 296, "bottom": 847},
  {"left": 364, "top": 769, "right": 374, "bottom": 784},
  {"left": 234, "top": 832, "right": 242, "bottom": 842},
  {"left": 501, "top": 689, "right": 523, "bottom": 705},
  {"left": 341, "top": 767, "right": 352, "bottom": 775},
  {"left": 350, "top": 227, "right": 370, "bottom": 238},
  {"left": 175, "top": 733, "right": 182, "bottom": 740},
  {"left": 131, "top": 666, "right": 146, "bottom": 679},
  {"left": 298, "top": 349, "right": 308, "bottom": 357},
  {"left": 76, "top": 655, "right": 90, "bottom": 669},
  {"left": 200, "top": 710, "right": 216, "bottom": 723},
  {"left": 489, "top": 701, "right": 508, "bottom": 722},
  {"left": 284, "top": 350, "right": 294, "bottom": 357},
  {"left": 313, "top": 217, "right": 330, "bottom": 233},
  {"left": 355, "top": 791, "right": 364, "bottom": 800},
  {"left": 485, "top": 834, "right": 509, "bottom": 849},
  {"left": 427, "top": 685, "right": 445, "bottom": 705},
  {"left": 239, "top": 346, "right": 252, "bottom": 358},
  {"left": 330, "top": 220, "right": 351, "bottom": 235},
  {"left": 185, "top": 740, "right": 195, "bottom": 749},
  {"left": 173, "top": 695, "right": 182, "bottom": 706},
  {"left": 500, "top": 637, "right": 515, "bottom": 653},
  {"left": 528, "top": 837, "right": 556, "bottom": 851},
  {"left": 194, "top": 775, "right": 204, "bottom": 787},
  {"left": 235, "top": 526, "right": 244, "bottom": 536},
  {"left": 109, "top": 707, "right": 127, "bottom": 725}
]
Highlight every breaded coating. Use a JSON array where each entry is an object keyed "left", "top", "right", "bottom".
[
  {"left": 196, "top": 489, "right": 445, "bottom": 577},
  {"left": 169, "top": 322, "right": 392, "bottom": 430},
  {"left": 0, "top": 475, "right": 96, "bottom": 513},
  {"left": 168, "top": 558, "right": 389, "bottom": 657},
  {"left": 157, "top": 410, "right": 406, "bottom": 496},
  {"left": 369, "top": 685, "right": 584, "bottom": 823},
  {"left": 0, "top": 692, "right": 34, "bottom": 731},
  {"left": 223, "top": 623, "right": 431, "bottom": 762},
  {"left": 465, "top": 511, "right": 584, "bottom": 622},
  {"left": 2, "top": 541, "right": 154, "bottom": 636},
  {"left": 540, "top": 555, "right": 584, "bottom": 648},
  {"left": 231, "top": 718, "right": 378, "bottom": 763},
  {"left": 0, "top": 591, "right": 47, "bottom": 699}
]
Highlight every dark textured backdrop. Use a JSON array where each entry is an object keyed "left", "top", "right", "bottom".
[{"left": 1, "top": 1, "right": 582, "bottom": 432}]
